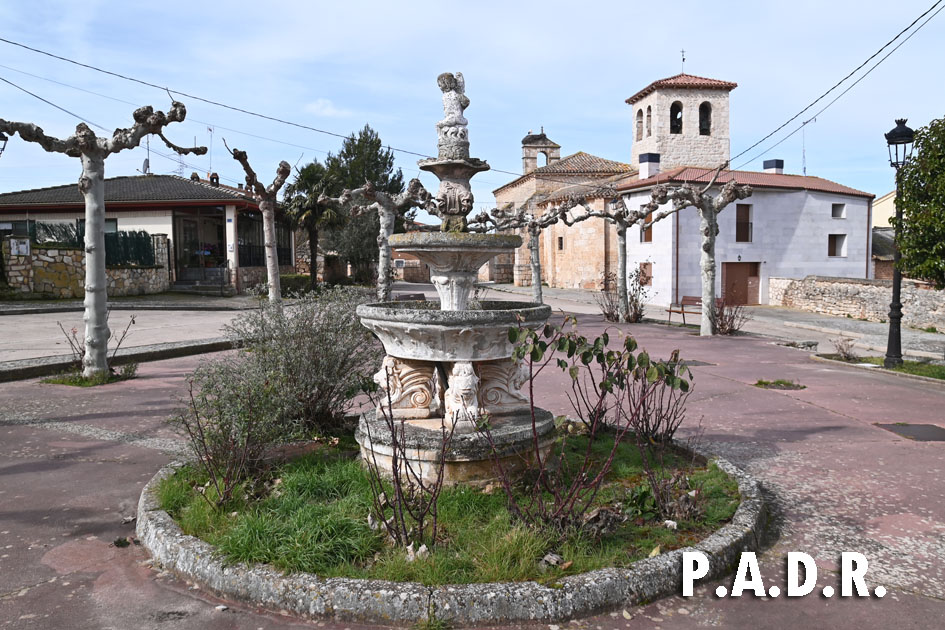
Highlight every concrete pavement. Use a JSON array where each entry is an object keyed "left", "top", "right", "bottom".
[{"left": 1, "top": 313, "right": 944, "bottom": 628}]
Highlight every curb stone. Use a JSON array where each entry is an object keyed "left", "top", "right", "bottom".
[
  {"left": 810, "top": 354, "right": 945, "bottom": 388},
  {"left": 137, "top": 447, "right": 766, "bottom": 626},
  {"left": 0, "top": 337, "right": 234, "bottom": 383}
]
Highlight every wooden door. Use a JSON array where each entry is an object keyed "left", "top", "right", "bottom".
[{"left": 722, "top": 262, "right": 760, "bottom": 305}]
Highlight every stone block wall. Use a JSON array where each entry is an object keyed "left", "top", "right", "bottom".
[
  {"left": 1, "top": 238, "right": 33, "bottom": 293},
  {"left": 238, "top": 265, "right": 295, "bottom": 292},
  {"left": 2, "top": 235, "right": 169, "bottom": 298},
  {"left": 769, "top": 275, "right": 945, "bottom": 330}
]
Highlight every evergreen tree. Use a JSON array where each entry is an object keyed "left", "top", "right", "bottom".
[
  {"left": 322, "top": 125, "right": 405, "bottom": 280},
  {"left": 896, "top": 115, "right": 945, "bottom": 288}
]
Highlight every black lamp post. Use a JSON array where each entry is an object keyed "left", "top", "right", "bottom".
[{"left": 883, "top": 118, "right": 915, "bottom": 368}]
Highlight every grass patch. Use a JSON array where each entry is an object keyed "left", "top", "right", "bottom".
[
  {"left": 42, "top": 363, "right": 138, "bottom": 387},
  {"left": 852, "top": 356, "right": 945, "bottom": 380},
  {"left": 157, "top": 436, "right": 740, "bottom": 585},
  {"left": 754, "top": 378, "right": 805, "bottom": 390}
]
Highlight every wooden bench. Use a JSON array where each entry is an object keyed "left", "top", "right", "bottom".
[{"left": 666, "top": 296, "right": 723, "bottom": 325}]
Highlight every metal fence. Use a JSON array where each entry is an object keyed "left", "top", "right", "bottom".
[{"left": 28, "top": 221, "right": 155, "bottom": 267}]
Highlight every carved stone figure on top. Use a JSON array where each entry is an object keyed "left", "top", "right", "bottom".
[
  {"left": 435, "top": 72, "right": 471, "bottom": 161},
  {"left": 436, "top": 72, "right": 469, "bottom": 130}
]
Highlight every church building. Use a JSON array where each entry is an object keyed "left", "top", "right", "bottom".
[{"left": 492, "top": 73, "right": 875, "bottom": 305}]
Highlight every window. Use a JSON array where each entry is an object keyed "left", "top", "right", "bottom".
[
  {"left": 557, "top": 236, "right": 564, "bottom": 250},
  {"left": 735, "top": 204, "right": 752, "bottom": 243},
  {"left": 828, "top": 234, "right": 847, "bottom": 257},
  {"left": 639, "top": 209, "right": 653, "bottom": 243},
  {"left": 77, "top": 218, "right": 118, "bottom": 233},
  {"left": 831, "top": 203, "right": 846, "bottom": 219},
  {"left": 635, "top": 109, "right": 643, "bottom": 141},
  {"left": 639, "top": 262, "right": 652, "bottom": 286},
  {"left": 670, "top": 101, "right": 683, "bottom": 134},
  {"left": 699, "top": 102, "right": 712, "bottom": 136},
  {"left": 646, "top": 106, "right": 652, "bottom": 137},
  {"left": 394, "top": 258, "right": 406, "bottom": 269}
]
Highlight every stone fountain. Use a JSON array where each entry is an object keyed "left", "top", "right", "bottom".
[{"left": 355, "top": 72, "right": 555, "bottom": 485}]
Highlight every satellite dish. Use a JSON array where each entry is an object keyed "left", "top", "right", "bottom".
[{"left": 142, "top": 158, "right": 150, "bottom": 175}]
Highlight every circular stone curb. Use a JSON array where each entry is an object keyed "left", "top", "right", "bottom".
[{"left": 137, "top": 446, "right": 767, "bottom": 627}]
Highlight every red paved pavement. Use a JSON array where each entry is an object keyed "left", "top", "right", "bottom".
[{"left": 1, "top": 315, "right": 943, "bottom": 628}]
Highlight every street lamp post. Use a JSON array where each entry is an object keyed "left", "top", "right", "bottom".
[{"left": 883, "top": 118, "right": 915, "bottom": 369}]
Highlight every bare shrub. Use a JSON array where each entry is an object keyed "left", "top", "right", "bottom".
[
  {"left": 712, "top": 298, "right": 752, "bottom": 335},
  {"left": 832, "top": 336, "right": 858, "bottom": 361},
  {"left": 594, "top": 272, "right": 621, "bottom": 322},
  {"left": 56, "top": 311, "right": 137, "bottom": 374},
  {"left": 481, "top": 319, "right": 693, "bottom": 533},
  {"left": 361, "top": 374, "right": 456, "bottom": 548},
  {"left": 224, "top": 286, "right": 383, "bottom": 434},
  {"left": 626, "top": 265, "right": 650, "bottom": 323}
]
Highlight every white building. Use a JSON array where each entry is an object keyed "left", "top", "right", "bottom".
[{"left": 619, "top": 74, "right": 875, "bottom": 305}]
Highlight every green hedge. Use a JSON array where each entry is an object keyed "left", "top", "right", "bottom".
[{"left": 280, "top": 274, "right": 312, "bottom": 295}]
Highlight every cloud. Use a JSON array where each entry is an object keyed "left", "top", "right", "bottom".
[{"left": 303, "top": 98, "right": 354, "bottom": 118}]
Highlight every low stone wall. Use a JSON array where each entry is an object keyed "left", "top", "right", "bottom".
[
  {"left": 2, "top": 235, "right": 169, "bottom": 298},
  {"left": 238, "top": 265, "right": 295, "bottom": 293},
  {"left": 769, "top": 275, "right": 945, "bottom": 330}
]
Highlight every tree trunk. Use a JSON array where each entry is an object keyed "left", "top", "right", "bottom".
[
  {"left": 377, "top": 208, "right": 394, "bottom": 302},
  {"left": 699, "top": 208, "right": 719, "bottom": 336},
  {"left": 616, "top": 222, "right": 629, "bottom": 322},
  {"left": 528, "top": 226, "right": 543, "bottom": 304},
  {"left": 260, "top": 198, "right": 282, "bottom": 304},
  {"left": 308, "top": 223, "right": 319, "bottom": 292},
  {"left": 79, "top": 154, "right": 110, "bottom": 378}
]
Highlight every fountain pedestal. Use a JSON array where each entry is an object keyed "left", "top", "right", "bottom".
[{"left": 355, "top": 71, "right": 555, "bottom": 485}]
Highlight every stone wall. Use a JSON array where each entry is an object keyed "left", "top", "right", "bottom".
[
  {"left": 769, "top": 275, "right": 945, "bottom": 330},
  {"left": 238, "top": 265, "right": 295, "bottom": 292},
  {"left": 2, "top": 235, "right": 169, "bottom": 298}
]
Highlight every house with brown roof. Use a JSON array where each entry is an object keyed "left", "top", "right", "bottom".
[
  {"left": 492, "top": 73, "right": 876, "bottom": 304},
  {"left": 0, "top": 173, "right": 295, "bottom": 294},
  {"left": 489, "top": 131, "right": 636, "bottom": 289},
  {"left": 618, "top": 163, "right": 874, "bottom": 306}
]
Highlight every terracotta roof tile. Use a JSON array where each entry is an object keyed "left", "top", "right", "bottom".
[
  {"left": 626, "top": 73, "right": 738, "bottom": 105},
  {"left": 534, "top": 151, "right": 634, "bottom": 175},
  {"left": 0, "top": 175, "right": 255, "bottom": 208},
  {"left": 616, "top": 166, "right": 874, "bottom": 199}
]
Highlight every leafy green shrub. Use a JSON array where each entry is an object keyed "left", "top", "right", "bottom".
[
  {"left": 280, "top": 273, "right": 312, "bottom": 295},
  {"left": 171, "top": 356, "right": 301, "bottom": 505},
  {"left": 224, "top": 286, "right": 383, "bottom": 434}
]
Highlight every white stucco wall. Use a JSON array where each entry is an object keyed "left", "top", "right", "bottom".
[
  {"left": 624, "top": 191, "right": 676, "bottom": 306},
  {"left": 623, "top": 187, "right": 871, "bottom": 305}
]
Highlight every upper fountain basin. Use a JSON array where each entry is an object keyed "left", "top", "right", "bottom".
[
  {"left": 356, "top": 300, "right": 550, "bottom": 362},
  {"left": 389, "top": 232, "right": 522, "bottom": 264}
]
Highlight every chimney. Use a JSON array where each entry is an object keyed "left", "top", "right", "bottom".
[
  {"left": 639, "top": 153, "right": 660, "bottom": 179},
  {"left": 209, "top": 172, "right": 220, "bottom": 186},
  {"left": 237, "top": 183, "right": 243, "bottom": 190},
  {"left": 763, "top": 159, "right": 784, "bottom": 174},
  {"left": 190, "top": 172, "right": 200, "bottom": 182}
]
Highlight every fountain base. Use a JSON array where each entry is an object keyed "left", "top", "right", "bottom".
[{"left": 355, "top": 408, "right": 556, "bottom": 487}]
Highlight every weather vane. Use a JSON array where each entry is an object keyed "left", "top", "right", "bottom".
[{"left": 681, "top": 49, "right": 686, "bottom": 73}]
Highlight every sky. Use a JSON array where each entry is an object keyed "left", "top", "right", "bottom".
[{"left": 0, "top": 0, "right": 943, "bottom": 224}]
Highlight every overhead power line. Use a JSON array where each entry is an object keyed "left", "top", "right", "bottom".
[{"left": 729, "top": 0, "right": 944, "bottom": 166}]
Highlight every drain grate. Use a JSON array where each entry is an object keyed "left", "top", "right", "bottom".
[{"left": 876, "top": 423, "right": 945, "bottom": 442}]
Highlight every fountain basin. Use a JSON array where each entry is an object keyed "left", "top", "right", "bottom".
[
  {"left": 356, "top": 300, "right": 550, "bottom": 362},
  {"left": 389, "top": 232, "right": 522, "bottom": 310}
]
